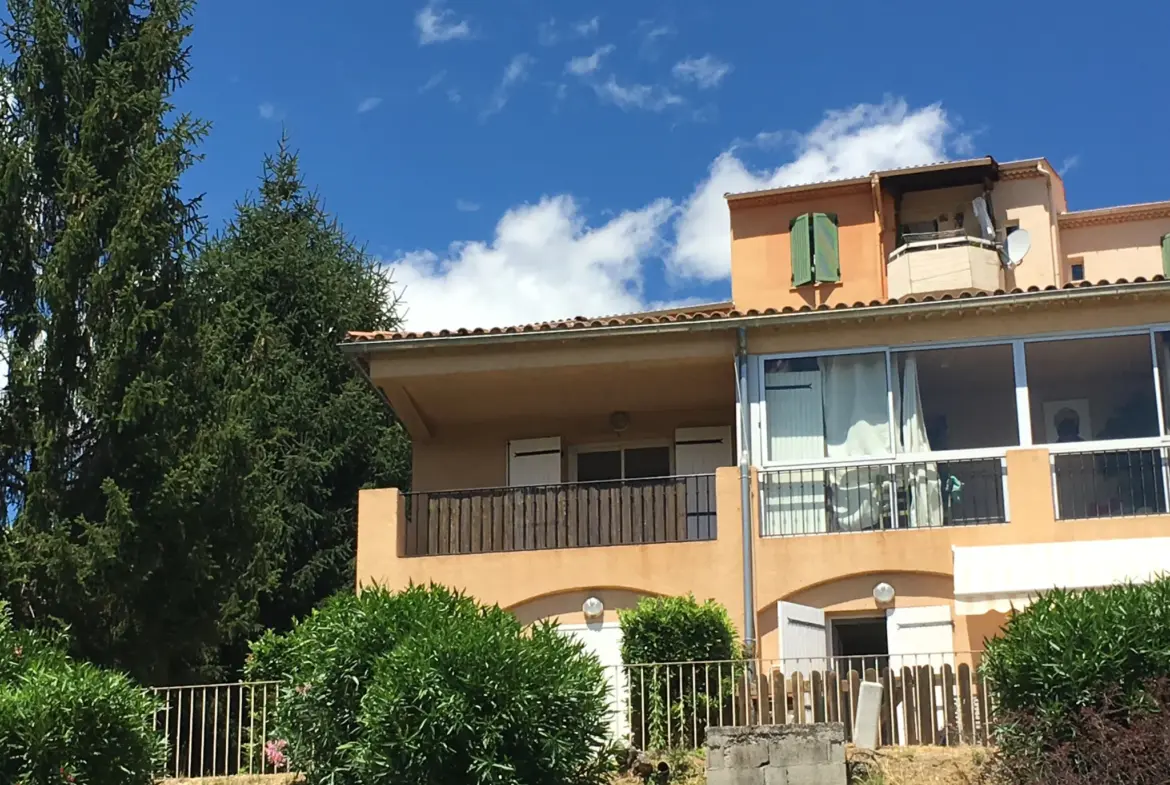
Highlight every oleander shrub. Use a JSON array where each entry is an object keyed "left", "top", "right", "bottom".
[
  {"left": 0, "top": 602, "right": 164, "bottom": 785},
  {"left": 982, "top": 578, "right": 1170, "bottom": 782},
  {"left": 618, "top": 595, "right": 739, "bottom": 749},
  {"left": 246, "top": 584, "right": 612, "bottom": 785}
]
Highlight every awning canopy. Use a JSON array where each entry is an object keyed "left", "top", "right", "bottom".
[{"left": 953, "top": 538, "right": 1170, "bottom": 615}]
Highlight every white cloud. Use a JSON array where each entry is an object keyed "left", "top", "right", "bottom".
[
  {"left": 481, "top": 54, "right": 534, "bottom": 120},
  {"left": 592, "top": 76, "right": 683, "bottom": 112},
  {"left": 258, "top": 102, "right": 276, "bottom": 120},
  {"left": 575, "top": 16, "right": 600, "bottom": 36},
  {"left": 538, "top": 18, "right": 559, "bottom": 47},
  {"left": 356, "top": 96, "right": 382, "bottom": 113},
  {"left": 638, "top": 23, "right": 674, "bottom": 59},
  {"left": 447, "top": 88, "right": 462, "bottom": 103},
  {"left": 566, "top": 45, "right": 615, "bottom": 76},
  {"left": 455, "top": 199, "right": 480, "bottom": 212},
  {"left": 672, "top": 55, "right": 732, "bottom": 89},
  {"left": 389, "top": 98, "right": 958, "bottom": 330},
  {"left": 391, "top": 196, "right": 673, "bottom": 331},
  {"left": 1059, "top": 154, "right": 1080, "bottom": 176},
  {"left": 419, "top": 71, "right": 446, "bottom": 93},
  {"left": 671, "top": 100, "right": 951, "bottom": 281},
  {"left": 415, "top": 1, "right": 470, "bottom": 45}
]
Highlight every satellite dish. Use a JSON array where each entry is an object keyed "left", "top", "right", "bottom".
[
  {"left": 971, "top": 197, "right": 995, "bottom": 241},
  {"left": 1005, "top": 228, "right": 1031, "bottom": 267}
]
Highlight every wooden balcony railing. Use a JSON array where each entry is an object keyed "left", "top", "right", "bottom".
[{"left": 403, "top": 474, "right": 718, "bottom": 557}]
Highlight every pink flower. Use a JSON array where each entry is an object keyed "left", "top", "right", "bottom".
[
  {"left": 265, "top": 739, "right": 289, "bottom": 769},
  {"left": 295, "top": 683, "right": 311, "bottom": 695},
  {"left": 13, "top": 646, "right": 21, "bottom": 657}
]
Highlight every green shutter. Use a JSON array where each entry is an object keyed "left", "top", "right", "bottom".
[
  {"left": 790, "top": 214, "right": 813, "bottom": 287},
  {"left": 1162, "top": 233, "right": 1170, "bottom": 278},
  {"left": 812, "top": 212, "right": 840, "bottom": 283}
]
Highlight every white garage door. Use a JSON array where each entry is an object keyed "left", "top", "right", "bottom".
[{"left": 559, "top": 622, "right": 627, "bottom": 741}]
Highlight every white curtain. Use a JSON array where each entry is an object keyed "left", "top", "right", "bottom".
[
  {"left": 898, "top": 354, "right": 944, "bottom": 527},
  {"left": 822, "top": 355, "right": 891, "bottom": 531}
]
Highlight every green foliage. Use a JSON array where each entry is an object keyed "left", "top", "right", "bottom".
[
  {"left": 619, "top": 596, "right": 739, "bottom": 750},
  {"left": 982, "top": 578, "right": 1170, "bottom": 752},
  {"left": 0, "top": 0, "right": 278, "bottom": 685},
  {"left": 0, "top": 603, "right": 164, "bottom": 785},
  {"left": 245, "top": 584, "right": 612, "bottom": 785},
  {"left": 192, "top": 139, "right": 410, "bottom": 665},
  {"left": 619, "top": 595, "right": 739, "bottom": 665}
]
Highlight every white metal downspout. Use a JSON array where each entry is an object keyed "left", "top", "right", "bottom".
[{"left": 736, "top": 327, "right": 756, "bottom": 658}]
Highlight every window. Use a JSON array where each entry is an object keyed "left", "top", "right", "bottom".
[
  {"left": 1025, "top": 334, "right": 1160, "bottom": 445},
  {"left": 762, "top": 352, "right": 891, "bottom": 464},
  {"left": 575, "top": 445, "right": 670, "bottom": 482},
  {"left": 1069, "top": 258, "right": 1085, "bottom": 281},
  {"left": 1157, "top": 331, "right": 1170, "bottom": 433},
  {"left": 790, "top": 213, "right": 840, "bottom": 287},
  {"left": 891, "top": 344, "right": 1019, "bottom": 453}
]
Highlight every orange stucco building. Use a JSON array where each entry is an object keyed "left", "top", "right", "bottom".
[{"left": 345, "top": 156, "right": 1170, "bottom": 675}]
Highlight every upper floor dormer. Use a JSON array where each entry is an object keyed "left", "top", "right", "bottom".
[{"left": 727, "top": 156, "right": 1170, "bottom": 312}]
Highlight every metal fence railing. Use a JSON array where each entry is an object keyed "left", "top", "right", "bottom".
[
  {"left": 759, "top": 456, "right": 1008, "bottom": 536},
  {"left": 151, "top": 681, "right": 288, "bottom": 780},
  {"left": 611, "top": 652, "right": 992, "bottom": 750},
  {"left": 403, "top": 474, "right": 717, "bottom": 556},
  {"left": 152, "top": 653, "right": 992, "bottom": 778},
  {"left": 1051, "top": 446, "right": 1169, "bottom": 520}
]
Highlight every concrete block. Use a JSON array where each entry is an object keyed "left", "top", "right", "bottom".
[
  {"left": 768, "top": 736, "right": 827, "bottom": 766},
  {"left": 784, "top": 762, "right": 847, "bottom": 785},
  {"left": 726, "top": 742, "right": 771, "bottom": 769},
  {"left": 764, "top": 766, "right": 789, "bottom": 785},
  {"left": 828, "top": 740, "right": 846, "bottom": 764},
  {"left": 708, "top": 768, "right": 765, "bottom": 785},
  {"left": 852, "top": 681, "right": 884, "bottom": 751},
  {"left": 708, "top": 745, "right": 725, "bottom": 769}
]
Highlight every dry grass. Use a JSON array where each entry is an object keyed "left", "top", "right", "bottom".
[
  {"left": 159, "top": 746, "right": 991, "bottom": 785},
  {"left": 847, "top": 745, "right": 992, "bottom": 785}
]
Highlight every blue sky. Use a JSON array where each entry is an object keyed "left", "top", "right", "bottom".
[{"left": 175, "top": 1, "right": 1167, "bottom": 331}]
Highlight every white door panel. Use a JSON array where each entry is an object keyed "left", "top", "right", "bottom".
[
  {"left": 507, "top": 437, "right": 561, "bottom": 487},
  {"left": 777, "top": 601, "right": 828, "bottom": 669},
  {"left": 763, "top": 370, "right": 827, "bottom": 534},
  {"left": 559, "top": 623, "right": 627, "bottom": 740},
  {"left": 675, "top": 426, "right": 732, "bottom": 539}
]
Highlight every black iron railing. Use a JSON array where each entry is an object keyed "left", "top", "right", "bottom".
[
  {"left": 1052, "top": 447, "right": 1168, "bottom": 520},
  {"left": 759, "top": 456, "right": 1007, "bottom": 536},
  {"left": 403, "top": 474, "right": 717, "bottom": 556}
]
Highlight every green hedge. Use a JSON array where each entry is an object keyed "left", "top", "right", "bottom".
[
  {"left": 618, "top": 595, "right": 739, "bottom": 750},
  {"left": 982, "top": 577, "right": 1170, "bottom": 750},
  {"left": 246, "top": 584, "right": 613, "bottom": 785},
  {"left": 0, "top": 603, "right": 163, "bottom": 785}
]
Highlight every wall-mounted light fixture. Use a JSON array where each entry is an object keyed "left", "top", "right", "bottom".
[
  {"left": 582, "top": 596, "right": 605, "bottom": 619},
  {"left": 872, "top": 582, "right": 896, "bottom": 604}
]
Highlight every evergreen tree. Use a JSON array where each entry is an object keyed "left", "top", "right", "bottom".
[
  {"left": 0, "top": 0, "right": 276, "bottom": 684},
  {"left": 193, "top": 139, "right": 409, "bottom": 656}
]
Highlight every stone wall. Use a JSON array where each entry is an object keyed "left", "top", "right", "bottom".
[{"left": 706, "top": 724, "right": 846, "bottom": 785}]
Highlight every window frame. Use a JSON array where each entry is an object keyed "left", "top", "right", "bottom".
[
  {"left": 751, "top": 322, "right": 1170, "bottom": 470},
  {"left": 569, "top": 440, "right": 675, "bottom": 482}
]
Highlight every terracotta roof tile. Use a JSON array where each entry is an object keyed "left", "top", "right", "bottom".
[{"left": 344, "top": 276, "right": 1169, "bottom": 344}]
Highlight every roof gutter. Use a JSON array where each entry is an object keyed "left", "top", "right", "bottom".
[{"left": 339, "top": 279, "right": 1170, "bottom": 354}]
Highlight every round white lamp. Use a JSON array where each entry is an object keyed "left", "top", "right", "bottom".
[
  {"left": 582, "top": 596, "right": 605, "bottom": 619},
  {"left": 872, "top": 582, "right": 896, "bottom": 604}
]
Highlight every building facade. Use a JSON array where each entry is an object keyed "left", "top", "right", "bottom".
[{"left": 346, "top": 156, "right": 1170, "bottom": 677}]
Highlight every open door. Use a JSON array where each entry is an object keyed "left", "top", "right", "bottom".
[
  {"left": 777, "top": 601, "right": 828, "bottom": 669},
  {"left": 674, "top": 426, "right": 732, "bottom": 539},
  {"left": 886, "top": 605, "right": 955, "bottom": 745},
  {"left": 559, "top": 622, "right": 627, "bottom": 741}
]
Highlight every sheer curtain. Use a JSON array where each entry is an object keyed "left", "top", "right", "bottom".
[
  {"left": 898, "top": 354, "right": 944, "bottom": 527},
  {"left": 822, "top": 354, "right": 891, "bottom": 531}
]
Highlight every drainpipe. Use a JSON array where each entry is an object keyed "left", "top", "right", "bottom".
[{"left": 736, "top": 327, "right": 757, "bottom": 658}]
